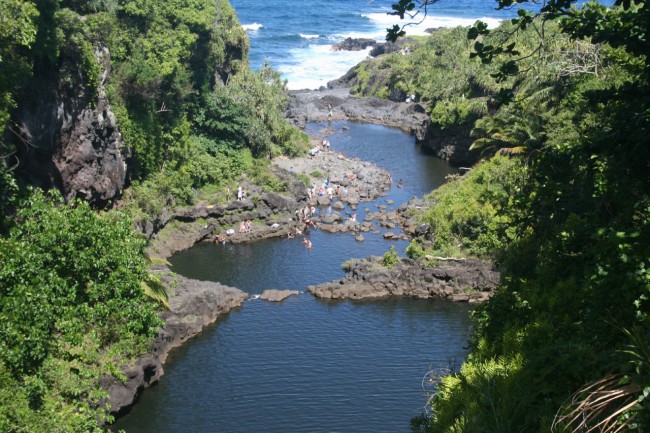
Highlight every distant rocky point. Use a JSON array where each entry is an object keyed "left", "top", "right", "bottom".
[{"left": 332, "top": 37, "right": 378, "bottom": 51}]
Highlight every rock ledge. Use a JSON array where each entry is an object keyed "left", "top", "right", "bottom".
[{"left": 308, "top": 256, "right": 498, "bottom": 302}]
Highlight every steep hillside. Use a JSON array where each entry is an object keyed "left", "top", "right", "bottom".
[{"left": 1, "top": 0, "right": 304, "bottom": 209}]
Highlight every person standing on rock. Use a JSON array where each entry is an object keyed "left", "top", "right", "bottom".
[{"left": 327, "top": 103, "right": 333, "bottom": 120}]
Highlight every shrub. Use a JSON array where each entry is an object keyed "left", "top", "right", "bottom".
[
  {"left": 416, "top": 155, "right": 526, "bottom": 258},
  {"left": 382, "top": 246, "right": 400, "bottom": 269}
]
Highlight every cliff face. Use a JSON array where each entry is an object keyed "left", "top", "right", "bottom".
[
  {"left": 12, "top": 47, "right": 126, "bottom": 207},
  {"left": 7, "top": 0, "right": 249, "bottom": 208},
  {"left": 420, "top": 122, "right": 477, "bottom": 166}
]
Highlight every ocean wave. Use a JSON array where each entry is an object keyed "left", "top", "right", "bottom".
[
  {"left": 299, "top": 33, "right": 321, "bottom": 39},
  {"left": 242, "top": 23, "right": 263, "bottom": 31},
  {"left": 279, "top": 46, "right": 372, "bottom": 90},
  {"left": 330, "top": 30, "right": 386, "bottom": 42},
  {"left": 362, "top": 12, "right": 502, "bottom": 34}
]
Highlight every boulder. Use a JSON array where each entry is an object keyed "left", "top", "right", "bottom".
[
  {"left": 321, "top": 212, "right": 343, "bottom": 224},
  {"left": 259, "top": 289, "right": 300, "bottom": 302},
  {"left": 225, "top": 200, "right": 255, "bottom": 212},
  {"left": 262, "top": 192, "right": 297, "bottom": 212},
  {"left": 317, "top": 196, "right": 331, "bottom": 206}
]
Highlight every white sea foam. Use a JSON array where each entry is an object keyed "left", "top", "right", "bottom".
[
  {"left": 280, "top": 12, "right": 502, "bottom": 90},
  {"left": 331, "top": 30, "right": 386, "bottom": 42},
  {"left": 242, "top": 23, "right": 263, "bottom": 31},
  {"left": 280, "top": 45, "right": 372, "bottom": 90},
  {"left": 362, "top": 12, "right": 502, "bottom": 34},
  {"left": 299, "top": 33, "right": 321, "bottom": 39}
]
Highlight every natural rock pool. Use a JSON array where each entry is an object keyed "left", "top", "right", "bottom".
[{"left": 115, "top": 122, "right": 472, "bottom": 433}]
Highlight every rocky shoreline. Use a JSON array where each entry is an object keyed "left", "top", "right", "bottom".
[
  {"left": 108, "top": 71, "right": 494, "bottom": 422},
  {"left": 286, "top": 87, "right": 430, "bottom": 142},
  {"left": 146, "top": 147, "right": 403, "bottom": 259},
  {"left": 286, "top": 85, "right": 478, "bottom": 167},
  {"left": 308, "top": 256, "right": 498, "bottom": 303},
  {"left": 103, "top": 267, "right": 247, "bottom": 417}
]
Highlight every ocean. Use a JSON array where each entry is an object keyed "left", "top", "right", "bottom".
[{"left": 229, "top": 0, "right": 519, "bottom": 90}]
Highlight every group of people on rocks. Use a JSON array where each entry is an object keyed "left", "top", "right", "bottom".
[
  {"left": 307, "top": 178, "right": 348, "bottom": 201},
  {"left": 309, "top": 137, "right": 332, "bottom": 159},
  {"left": 295, "top": 204, "right": 315, "bottom": 222},
  {"left": 225, "top": 184, "right": 248, "bottom": 202},
  {"left": 238, "top": 220, "right": 252, "bottom": 234}
]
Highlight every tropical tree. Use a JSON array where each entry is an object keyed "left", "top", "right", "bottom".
[
  {"left": 387, "top": 0, "right": 650, "bottom": 431},
  {"left": 469, "top": 99, "right": 545, "bottom": 156}
]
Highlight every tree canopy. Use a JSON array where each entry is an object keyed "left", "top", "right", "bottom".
[{"left": 388, "top": 0, "right": 650, "bottom": 431}]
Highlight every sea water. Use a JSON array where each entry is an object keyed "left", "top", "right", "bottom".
[
  {"left": 230, "top": 0, "right": 514, "bottom": 89},
  {"left": 230, "top": 0, "right": 616, "bottom": 90}
]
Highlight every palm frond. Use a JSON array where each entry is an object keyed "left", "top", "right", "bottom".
[
  {"left": 552, "top": 374, "right": 641, "bottom": 433},
  {"left": 147, "top": 256, "right": 172, "bottom": 267},
  {"left": 141, "top": 274, "right": 170, "bottom": 309}
]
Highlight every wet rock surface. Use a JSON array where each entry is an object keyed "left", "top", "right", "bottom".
[
  {"left": 103, "top": 267, "right": 247, "bottom": 417},
  {"left": 308, "top": 256, "right": 499, "bottom": 302},
  {"left": 259, "top": 289, "right": 301, "bottom": 302}
]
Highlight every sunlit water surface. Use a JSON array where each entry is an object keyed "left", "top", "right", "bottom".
[{"left": 115, "top": 123, "right": 471, "bottom": 433}]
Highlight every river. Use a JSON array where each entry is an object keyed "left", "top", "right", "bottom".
[{"left": 114, "top": 122, "right": 472, "bottom": 433}]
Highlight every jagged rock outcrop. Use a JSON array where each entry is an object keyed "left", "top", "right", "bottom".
[
  {"left": 332, "top": 37, "right": 378, "bottom": 51},
  {"left": 369, "top": 38, "right": 415, "bottom": 57},
  {"left": 308, "top": 256, "right": 498, "bottom": 302},
  {"left": 102, "top": 267, "right": 247, "bottom": 417},
  {"left": 12, "top": 47, "right": 126, "bottom": 207},
  {"left": 420, "top": 122, "right": 477, "bottom": 166}
]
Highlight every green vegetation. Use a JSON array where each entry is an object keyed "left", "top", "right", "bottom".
[
  {"left": 381, "top": 0, "right": 650, "bottom": 431},
  {"left": 341, "top": 258, "right": 361, "bottom": 272},
  {"left": 0, "top": 0, "right": 308, "bottom": 212},
  {"left": 407, "top": 155, "right": 526, "bottom": 259},
  {"left": 1, "top": 0, "right": 647, "bottom": 431},
  {"left": 0, "top": 190, "right": 161, "bottom": 430},
  {"left": 310, "top": 170, "right": 324, "bottom": 179},
  {"left": 382, "top": 246, "right": 400, "bottom": 269},
  {"left": 0, "top": 0, "right": 309, "bottom": 430}
]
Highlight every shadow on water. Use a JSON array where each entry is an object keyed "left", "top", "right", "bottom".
[{"left": 115, "top": 122, "right": 470, "bottom": 433}]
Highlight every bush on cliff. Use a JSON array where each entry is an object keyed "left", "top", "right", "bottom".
[
  {"left": 0, "top": 190, "right": 162, "bottom": 430},
  {"left": 407, "top": 155, "right": 526, "bottom": 259}
]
